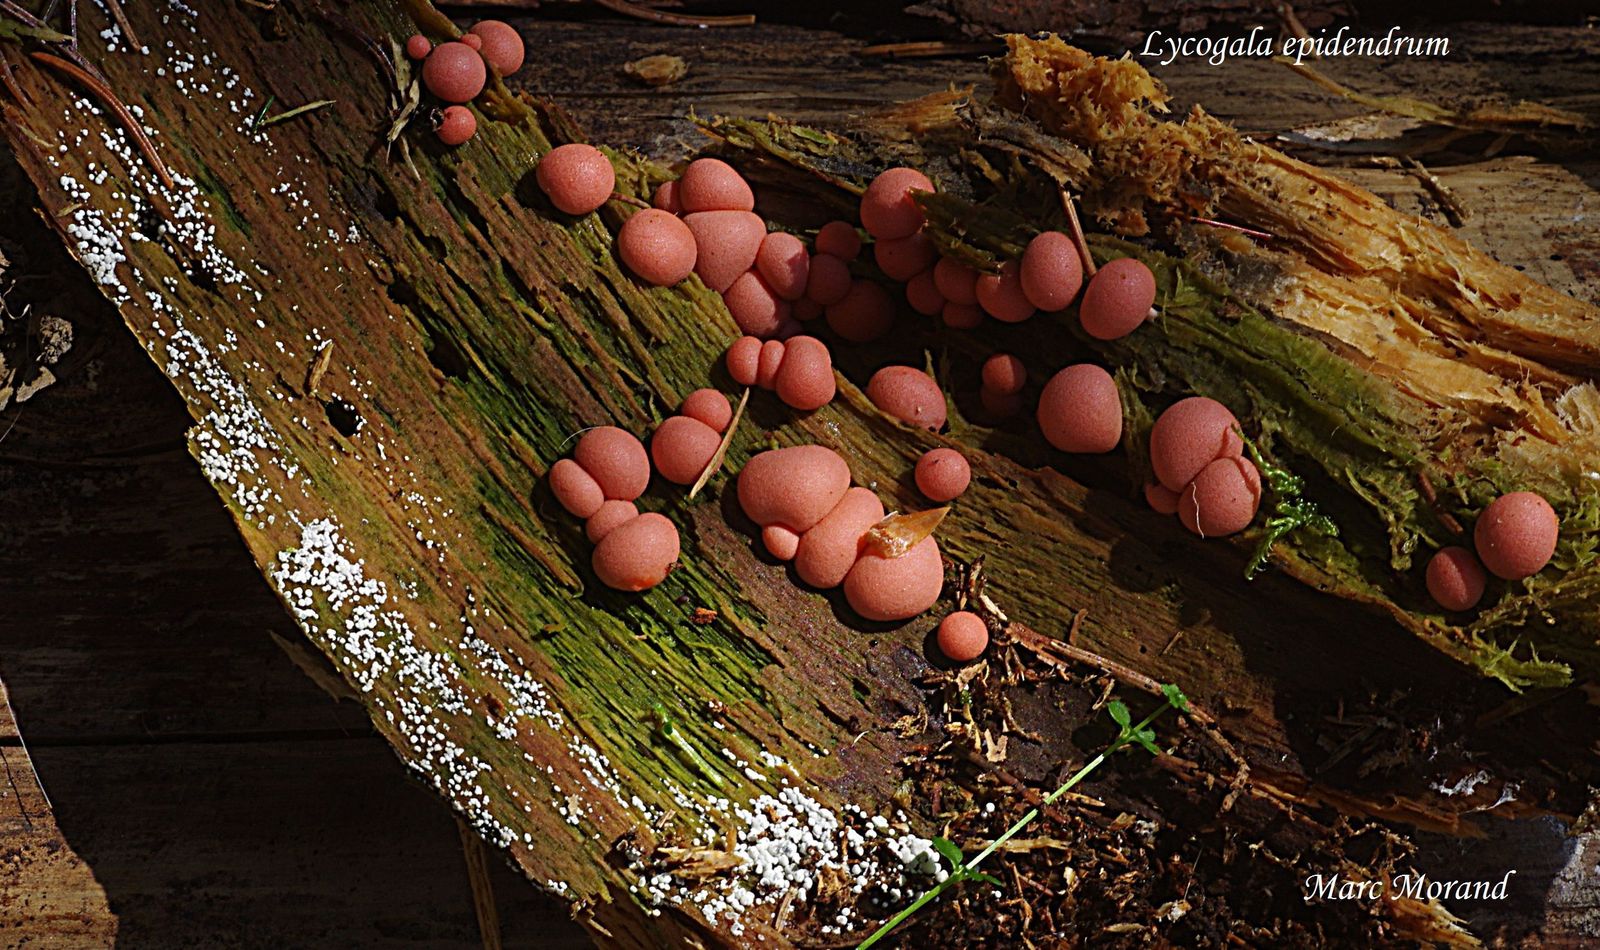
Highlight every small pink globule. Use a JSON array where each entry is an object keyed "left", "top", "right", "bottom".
[
  {"left": 1473, "top": 491, "right": 1560, "bottom": 580},
  {"left": 844, "top": 535, "right": 944, "bottom": 622},
  {"left": 592, "top": 512, "right": 679, "bottom": 592},
  {"left": 1019, "top": 231, "right": 1084, "bottom": 312},
  {"left": 981, "top": 353, "right": 1025, "bottom": 396},
  {"left": 815, "top": 220, "right": 862, "bottom": 260},
  {"left": 1426, "top": 546, "right": 1488, "bottom": 612},
  {"left": 536, "top": 143, "right": 615, "bottom": 215},
  {"left": 756, "top": 232, "right": 810, "bottom": 302},
  {"left": 469, "top": 19, "right": 526, "bottom": 76},
  {"left": 737, "top": 445, "right": 852, "bottom": 533},
  {"left": 937, "top": 611, "right": 989, "bottom": 662},
  {"left": 574, "top": 426, "right": 650, "bottom": 501},
  {"left": 866, "top": 366, "right": 946, "bottom": 431},
  {"left": 678, "top": 157, "right": 755, "bottom": 213},
  {"left": 773, "top": 336, "right": 835, "bottom": 411},
  {"left": 725, "top": 336, "right": 762, "bottom": 387},
  {"left": 1080, "top": 257, "right": 1156, "bottom": 341},
  {"left": 422, "top": 42, "right": 487, "bottom": 103},
  {"left": 617, "top": 209, "right": 696, "bottom": 286},
  {"left": 1037, "top": 364, "right": 1122, "bottom": 454},
  {"left": 684, "top": 210, "right": 765, "bottom": 294},
  {"left": 915, "top": 448, "right": 970, "bottom": 502},
  {"left": 825, "top": 280, "right": 895, "bottom": 343},
  {"left": 1177, "top": 457, "right": 1262, "bottom": 538},
  {"left": 651, "top": 415, "right": 722, "bottom": 485},
  {"left": 859, "top": 167, "right": 934, "bottom": 240},
  {"left": 680, "top": 388, "right": 732, "bottom": 433},
  {"left": 549, "top": 458, "right": 603, "bottom": 519},
  {"left": 436, "top": 106, "right": 476, "bottom": 146},
  {"left": 974, "top": 261, "right": 1036, "bottom": 324},
  {"left": 585, "top": 500, "right": 638, "bottom": 543},
  {"left": 1149, "top": 396, "right": 1243, "bottom": 493}
]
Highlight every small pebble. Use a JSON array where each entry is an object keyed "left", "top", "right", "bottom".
[
  {"left": 916, "top": 448, "right": 970, "bottom": 502},
  {"left": 1426, "top": 546, "right": 1487, "bottom": 611},
  {"left": 937, "top": 611, "right": 989, "bottom": 662},
  {"left": 1037, "top": 364, "right": 1121, "bottom": 453},
  {"left": 867, "top": 366, "right": 946, "bottom": 430},
  {"left": 678, "top": 157, "right": 754, "bottom": 213},
  {"left": 617, "top": 209, "right": 697, "bottom": 286},
  {"left": 536, "top": 143, "right": 615, "bottom": 215},
  {"left": 860, "top": 167, "right": 934, "bottom": 240},
  {"left": 1473, "top": 491, "right": 1559, "bottom": 580}
]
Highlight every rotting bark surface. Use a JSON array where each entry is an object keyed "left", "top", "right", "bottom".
[{"left": 1, "top": 2, "right": 1599, "bottom": 947}]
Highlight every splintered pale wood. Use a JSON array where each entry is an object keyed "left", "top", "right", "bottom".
[{"left": 3, "top": 2, "right": 1591, "bottom": 947}]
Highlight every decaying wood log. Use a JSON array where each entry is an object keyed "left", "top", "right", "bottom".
[{"left": 1, "top": 1, "right": 1597, "bottom": 946}]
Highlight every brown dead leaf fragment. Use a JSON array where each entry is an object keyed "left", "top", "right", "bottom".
[
  {"left": 622, "top": 54, "right": 688, "bottom": 87},
  {"left": 861, "top": 506, "right": 949, "bottom": 559}
]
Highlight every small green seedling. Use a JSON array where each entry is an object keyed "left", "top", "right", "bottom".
[
  {"left": 649, "top": 701, "right": 724, "bottom": 789},
  {"left": 856, "top": 683, "right": 1190, "bottom": 949}
]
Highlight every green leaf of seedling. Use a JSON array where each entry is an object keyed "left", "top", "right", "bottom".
[
  {"left": 1132, "top": 727, "right": 1161, "bottom": 755},
  {"left": 1161, "top": 683, "right": 1190, "bottom": 713},
  {"left": 1107, "top": 700, "right": 1132, "bottom": 729},
  {"left": 963, "top": 869, "right": 1002, "bottom": 887},
  {"left": 931, "top": 837, "right": 965, "bottom": 869}
]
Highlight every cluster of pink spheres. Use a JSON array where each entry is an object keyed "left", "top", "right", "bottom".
[
  {"left": 548, "top": 427, "right": 680, "bottom": 592},
  {"left": 739, "top": 446, "right": 944, "bottom": 622},
  {"left": 1425, "top": 492, "right": 1560, "bottom": 612},
  {"left": 405, "top": 20, "right": 526, "bottom": 146},
  {"left": 532, "top": 146, "right": 1559, "bottom": 661}
]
